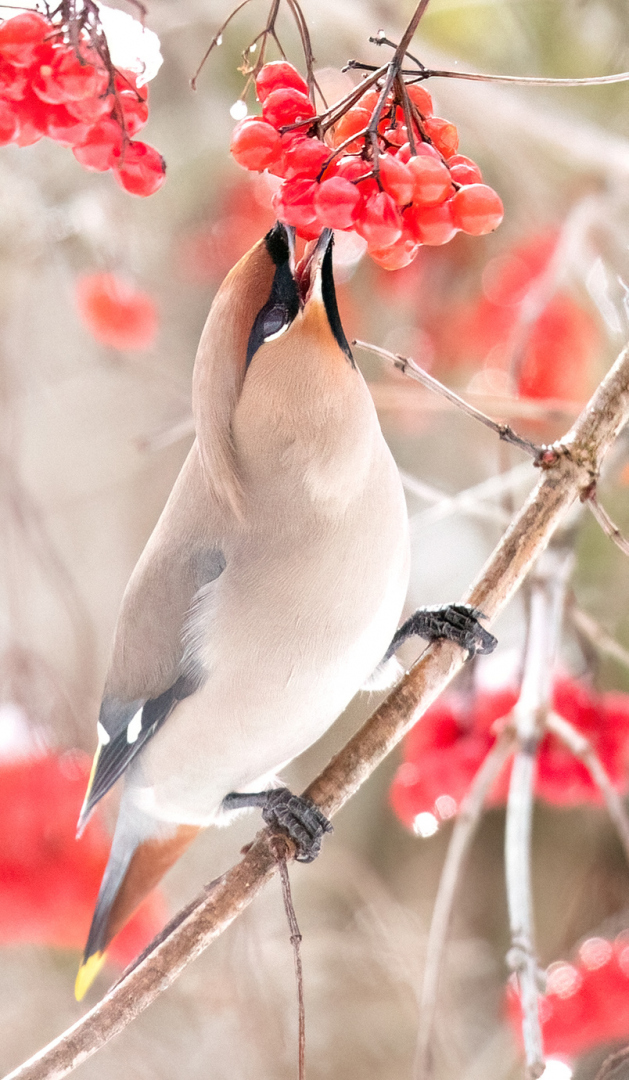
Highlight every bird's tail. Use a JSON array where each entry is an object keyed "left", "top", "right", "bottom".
[{"left": 75, "top": 791, "right": 199, "bottom": 1000}]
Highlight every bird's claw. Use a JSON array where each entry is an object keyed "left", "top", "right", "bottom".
[
  {"left": 261, "top": 788, "right": 333, "bottom": 863},
  {"left": 417, "top": 603, "right": 497, "bottom": 657}
]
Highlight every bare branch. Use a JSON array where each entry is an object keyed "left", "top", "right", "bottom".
[
  {"left": 570, "top": 607, "right": 629, "bottom": 672},
  {"left": 274, "top": 841, "right": 305, "bottom": 1080},
  {"left": 587, "top": 492, "right": 629, "bottom": 558},
  {"left": 422, "top": 67, "right": 629, "bottom": 88},
  {"left": 4, "top": 347, "right": 629, "bottom": 1080},
  {"left": 352, "top": 340, "right": 542, "bottom": 459},
  {"left": 414, "top": 727, "right": 516, "bottom": 1080}
]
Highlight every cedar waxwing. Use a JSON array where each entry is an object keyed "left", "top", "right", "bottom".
[{"left": 75, "top": 224, "right": 495, "bottom": 1000}]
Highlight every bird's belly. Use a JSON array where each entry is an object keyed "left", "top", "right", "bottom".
[{"left": 132, "top": 517, "right": 409, "bottom": 825}]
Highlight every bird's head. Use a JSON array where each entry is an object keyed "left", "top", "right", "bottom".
[{"left": 192, "top": 223, "right": 353, "bottom": 517}]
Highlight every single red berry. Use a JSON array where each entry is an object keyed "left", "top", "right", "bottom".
[
  {"left": 355, "top": 191, "right": 403, "bottom": 248},
  {"left": 118, "top": 93, "right": 149, "bottom": 136},
  {"left": 113, "top": 140, "right": 166, "bottom": 196},
  {"left": 368, "top": 231, "right": 420, "bottom": 270},
  {"left": 283, "top": 135, "right": 331, "bottom": 180},
  {"left": 407, "top": 149, "right": 453, "bottom": 206},
  {"left": 405, "top": 200, "right": 457, "bottom": 246},
  {"left": 381, "top": 124, "right": 408, "bottom": 148},
  {"left": 0, "top": 97, "right": 18, "bottom": 144},
  {"left": 65, "top": 91, "right": 114, "bottom": 124},
  {"left": 314, "top": 175, "right": 362, "bottom": 229},
  {"left": 272, "top": 178, "right": 319, "bottom": 228},
  {"left": 378, "top": 153, "right": 414, "bottom": 205},
  {"left": 0, "top": 59, "right": 27, "bottom": 100},
  {"left": 448, "top": 154, "right": 482, "bottom": 184},
  {"left": 262, "top": 87, "right": 315, "bottom": 130},
  {"left": 32, "top": 45, "right": 109, "bottom": 105},
  {"left": 357, "top": 88, "right": 380, "bottom": 113},
  {"left": 0, "top": 12, "right": 50, "bottom": 67},
  {"left": 230, "top": 117, "right": 282, "bottom": 171},
  {"left": 406, "top": 83, "right": 433, "bottom": 116},
  {"left": 295, "top": 218, "right": 322, "bottom": 242},
  {"left": 255, "top": 61, "right": 309, "bottom": 103},
  {"left": 114, "top": 69, "right": 148, "bottom": 102},
  {"left": 450, "top": 184, "right": 504, "bottom": 235},
  {"left": 75, "top": 272, "right": 158, "bottom": 350},
  {"left": 45, "top": 103, "right": 91, "bottom": 146},
  {"left": 331, "top": 107, "right": 370, "bottom": 152},
  {"left": 73, "top": 117, "right": 124, "bottom": 171},
  {"left": 12, "top": 89, "right": 48, "bottom": 145},
  {"left": 423, "top": 115, "right": 459, "bottom": 157},
  {"left": 331, "top": 156, "right": 378, "bottom": 199}
]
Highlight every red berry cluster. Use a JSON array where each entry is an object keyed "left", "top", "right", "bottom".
[
  {"left": 507, "top": 935, "right": 629, "bottom": 1059},
  {"left": 230, "top": 60, "right": 503, "bottom": 269},
  {"left": 0, "top": 11, "right": 165, "bottom": 196},
  {"left": 390, "top": 678, "right": 629, "bottom": 831},
  {"left": 75, "top": 272, "right": 158, "bottom": 351}
]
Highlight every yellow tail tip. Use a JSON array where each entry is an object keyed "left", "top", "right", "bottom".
[{"left": 75, "top": 951, "right": 106, "bottom": 1001}]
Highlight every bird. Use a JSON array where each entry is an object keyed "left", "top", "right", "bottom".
[{"left": 75, "top": 222, "right": 495, "bottom": 1000}]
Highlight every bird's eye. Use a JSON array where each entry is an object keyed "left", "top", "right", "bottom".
[{"left": 261, "top": 304, "right": 290, "bottom": 342}]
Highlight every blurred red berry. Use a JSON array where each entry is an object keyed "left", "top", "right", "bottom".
[
  {"left": 0, "top": 58, "right": 27, "bottom": 100},
  {"left": 32, "top": 44, "right": 108, "bottom": 105},
  {"left": 0, "top": 751, "right": 166, "bottom": 966},
  {"left": 379, "top": 153, "right": 414, "bottom": 205},
  {"left": 75, "top": 272, "right": 159, "bottom": 351},
  {"left": 272, "top": 177, "right": 319, "bottom": 228},
  {"left": 406, "top": 200, "right": 457, "bottom": 246},
  {"left": 113, "top": 140, "right": 166, "bottom": 196},
  {"left": 330, "top": 107, "right": 370, "bottom": 152},
  {"left": 45, "top": 103, "right": 90, "bottom": 146},
  {"left": 369, "top": 231, "right": 420, "bottom": 270},
  {"left": 355, "top": 191, "right": 403, "bottom": 247},
  {"left": 73, "top": 117, "right": 124, "bottom": 171},
  {"left": 283, "top": 135, "right": 330, "bottom": 179},
  {"left": 423, "top": 115, "right": 459, "bottom": 157},
  {"left": 407, "top": 148, "right": 453, "bottom": 206},
  {"left": 406, "top": 83, "right": 434, "bottom": 116},
  {"left": 0, "top": 12, "right": 50, "bottom": 67},
  {"left": 0, "top": 96, "right": 18, "bottom": 143},
  {"left": 255, "top": 60, "right": 309, "bottom": 103}
]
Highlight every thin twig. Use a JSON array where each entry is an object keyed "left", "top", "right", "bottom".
[
  {"left": 414, "top": 727, "right": 516, "bottom": 1080},
  {"left": 4, "top": 346, "right": 629, "bottom": 1080},
  {"left": 353, "top": 340, "right": 541, "bottom": 459},
  {"left": 587, "top": 492, "right": 629, "bottom": 558},
  {"left": 420, "top": 67, "right": 629, "bottom": 88},
  {"left": 570, "top": 607, "right": 629, "bottom": 673},
  {"left": 404, "top": 462, "right": 534, "bottom": 532},
  {"left": 546, "top": 710, "right": 629, "bottom": 863},
  {"left": 273, "top": 841, "right": 305, "bottom": 1080},
  {"left": 505, "top": 546, "right": 573, "bottom": 1080}
]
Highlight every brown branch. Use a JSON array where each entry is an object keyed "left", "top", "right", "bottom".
[
  {"left": 4, "top": 347, "right": 629, "bottom": 1080},
  {"left": 570, "top": 607, "right": 629, "bottom": 672},
  {"left": 352, "top": 340, "right": 542, "bottom": 459},
  {"left": 274, "top": 841, "right": 305, "bottom": 1080}
]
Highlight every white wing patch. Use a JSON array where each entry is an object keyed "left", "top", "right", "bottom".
[{"left": 126, "top": 708, "right": 143, "bottom": 744}]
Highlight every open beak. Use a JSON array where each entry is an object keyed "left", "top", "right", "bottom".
[{"left": 295, "top": 228, "right": 333, "bottom": 305}]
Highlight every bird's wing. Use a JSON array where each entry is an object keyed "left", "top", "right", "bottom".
[{"left": 78, "top": 442, "right": 227, "bottom": 831}]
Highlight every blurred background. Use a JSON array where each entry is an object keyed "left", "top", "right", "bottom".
[{"left": 2, "top": 0, "right": 629, "bottom": 1077}]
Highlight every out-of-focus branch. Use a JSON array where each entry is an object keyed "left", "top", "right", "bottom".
[
  {"left": 505, "top": 546, "right": 574, "bottom": 1080},
  {"left": 587, "top": 492, "right": 629, "bottom": 558},
  {"left": 570, "top": 607, "right": 629, "bottom": 672},
  {"left": 414, "top": 727, "right": 517, "bottom": 1080},
  {"left": 4, "top": 346, "right": 629, "bottom": 1080}
]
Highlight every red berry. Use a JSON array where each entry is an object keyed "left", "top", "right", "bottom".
[
  {"left": 255, "top": 61, "right": 309, "bottom": 103},
  {"left": 331, "top": 107, "right": 370, "bottom": 152},
  {"left": 369, "top": 231, "right": 420, "bottom": 270},
  {"left": 378, "top": 153, "right": 414, "bottom": 205},
  {"left": 332, "top": 156, "right": 378, "bottom": 198},
  {"left": 65, "top": 91, "right": 114, "bottom": 124},
  {"left": 230, "top": 117, "right": 282, "bottom": 171},
  {"left": 407, "top": 149, "right": 453, "bottom": 206},
  {"left": 45, "top": 104, "right": 90, "bottom": 146},
  {"left": 272, "top": 178, "right": 318, "bottom": 228},
  {"left": 450, "top": 184, "right": 504, "bottom": 235},
  {"left": 0, "top": 97, "right": 17, "bottom": 144},
  {"left": 73, "top": 117, "right": 123, "bottom": 171},
  {"left": 448, "top": 154, "right": 482, "bottom": 184},
  {"left": 262, "top": 87, "right": 315, "bottom": 130},
  {"left": 423, "top": 115, "right": 459, "bottom": 157},
  {"left": 114, "top": 69, "right": 148, "bottom": 102},
  {"left": 283, "top": 135, "right": 330, "bottom": 180},
  {"left": 314, "top": 175, "right": 362, "bottom": 229},
  {"left": 0, "top": 59, "right": 27, "bottom": 100},
  {"left": 32, "top": 45, "right": 108, "bottom": 105},
  {"left": 0, "top": 13, "right": 50, "bottom": 67},
  {"left": 358, "top": 88, "right": 380, "bottom": 113},
  {"left": 12, "top": 89, "right": 48, "bottom": 145},
  {"left": 405, "top": 200, "right": 457, "bottom": 246},
  {"left": 75, "top": 272, "right": 158, "bottom": 351},
  {"left": 113, "top": 140, "right": 166, "bottom": 197},
  {"left": 355, "top": 191, "right": 403, "bottom": 248},
  {"left": 381, "top": 124, "right": 408, "bottom": 148},
  {"left": 117, "top": 90, "right": 149, "bottom": 136},
  {"left": 406, "top": 83, "right": 433, "bottom": 116}
]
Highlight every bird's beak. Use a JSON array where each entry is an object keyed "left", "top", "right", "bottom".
[{"left": 295, "top": 228, "right": 333, "bottom": 305}]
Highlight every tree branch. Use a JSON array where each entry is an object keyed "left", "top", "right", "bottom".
[{"left": 4, "top": 346, "right": 629, "bottom": 1080}]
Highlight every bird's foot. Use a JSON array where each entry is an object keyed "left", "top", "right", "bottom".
[
  {"left": 385, "top": 604, "right": 497, "bottom": 660},
  {"left": 222, "top": 787, "right": 333, "bottom": 863}
]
